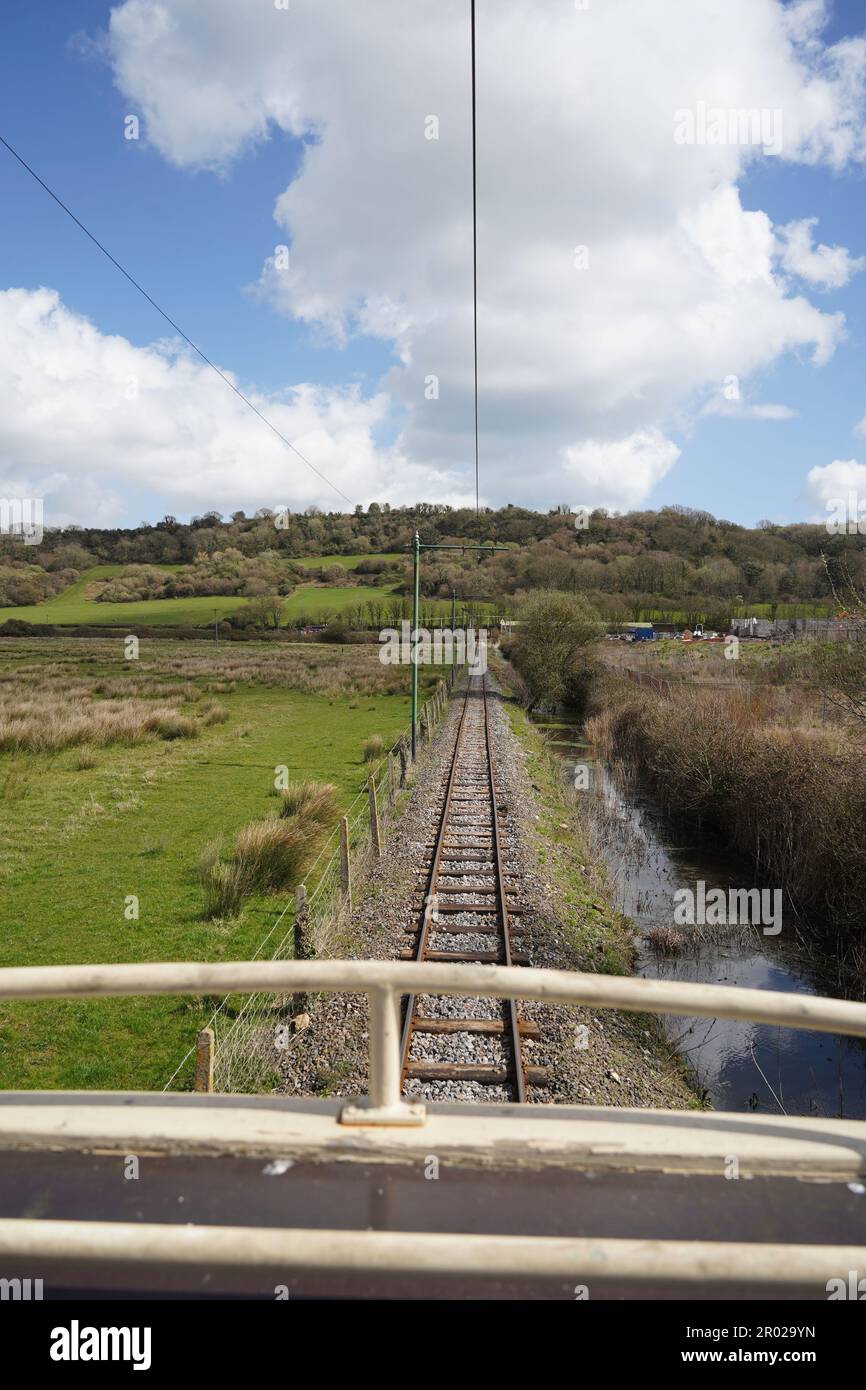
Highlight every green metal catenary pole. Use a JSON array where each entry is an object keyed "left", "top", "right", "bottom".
[
  {"left": 451, "top": 587, "right": 457, "bottom": 676},
  {"left": 404, "top": 537, "right": 509, "bottom": 758},
  {"left": 411, "top": 531, "right": 421, "bottom": 760}
]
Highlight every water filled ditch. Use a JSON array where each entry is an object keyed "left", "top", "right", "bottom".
[{"left": 535, "top": 715, "right": 866, "bottom": 1118}]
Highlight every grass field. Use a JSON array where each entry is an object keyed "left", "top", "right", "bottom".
[
  {"left": 0, "top": 638, "right": 439, "bottom": 1091},
  {"left": 0, "top": 564, "right": 401, "bottom": 627},
  {"left": 630, "top": 602, "right": 836, "bottom": 623},
  {"left": 279, "top": 583, "right": 398, "bottom": 619}
]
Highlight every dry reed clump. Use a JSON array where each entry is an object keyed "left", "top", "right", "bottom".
[
  {"left": 199, "top": 842, "right": 247, "bottom": 921},
  {"left": 201, "top": 780, "right": 340, "bottom": 919},
  {"left": 93, "top": 678, "right": 199, "bottom": 702},
  {"left": 143, "top": 711, "right": 200, "bottom": 741},
  {"left": 201, "top": 701, "right": 230, "bottom": 725},
  {"left": 233, "top": 818, "right": 311, "bottom": 895},
  {"left": 278, "top": 780, "right": 339, "bottom": 825},
  {"left": 589, "top": 685, "right": 866, "bottom": 943},
  {"left": 362, "top": 733, "right": 384, "bottom": 762},
  {"left": 0, "top": 695, "right": 202, "bottom": 753},
  {"left": 645, "top": 925, "right": 684, "bottom": 956}
]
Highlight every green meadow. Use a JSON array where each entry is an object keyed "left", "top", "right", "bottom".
[
  {"left": 0, "top": 638, "right": 439, "bottom": 1091},
  {"left": 0, "top": 563, "right": 401, "bottom": 627}
]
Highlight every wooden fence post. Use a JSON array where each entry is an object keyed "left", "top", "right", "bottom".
[
  {"left": 292, "top": 882, "right": 310, "bottom": 1014},
  {"left": 339, "top": 815, "right": 352, "bottom": 911},
  {"left": 368, "top": 773, "right": 382, "bottom": 858},
  {"left": 398, "top": 738, "right": 409, "bottom": 787},
  {"left": 294, "top": 882, "right": 310, "bottom": 961},
  {"left": 194, "top": 1027, "right": 215, "bottom": 1094}
]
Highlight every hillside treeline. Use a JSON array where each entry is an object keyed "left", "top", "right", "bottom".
[{"left": 1, "top": 503, "right": 864, "bottom": 619}]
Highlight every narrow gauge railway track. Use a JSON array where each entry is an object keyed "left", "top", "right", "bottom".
[{"left": 399, "top": 674, "right": 548, "bottom": 1102}]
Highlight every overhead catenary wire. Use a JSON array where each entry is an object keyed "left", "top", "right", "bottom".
[
  {"left": 470, "top": 0, "right": 480, "bottom": 523},
  {"left": 0, "top": 131, "right": 355, "bottom": 507}
]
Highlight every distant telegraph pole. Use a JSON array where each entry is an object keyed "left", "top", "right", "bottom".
[
  {"left": 451, "top": 587, "right": 457, "bottom": 679},
  {"left": 406, "top": 534, "right": 510, "bottom": 759}
]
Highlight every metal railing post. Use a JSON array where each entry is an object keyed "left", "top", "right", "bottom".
[
  {"left": 367, "top": 986, "right": 401, "bottom": 1110},
  {"left": 339, "top": 986, "right": 425, "bottom": 1127}
]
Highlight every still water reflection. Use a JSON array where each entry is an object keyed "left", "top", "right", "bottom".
[{"left": 536, "top": 718, "right": 866, "bottom": 1118}]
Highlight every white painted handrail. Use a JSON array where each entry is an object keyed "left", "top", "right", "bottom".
[
  {"left": 0, "top": 1217, "right": 861, "bottom": 1290},
  {"left": 1, "top": 958, "right": 865, "bottom": 1124}
]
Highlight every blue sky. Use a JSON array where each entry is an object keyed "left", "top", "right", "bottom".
[
  {"left": 657, "top": 0, "right": 866, "bottom": 522},
  {"left": 0, "top": 4, "right": 393, "bottom": 396},
  {"left": 658, "top": 116, "right": 866, "bottom": 522},
  {"left": 2, "top": 0, "right": 866, "bottom": 528}
]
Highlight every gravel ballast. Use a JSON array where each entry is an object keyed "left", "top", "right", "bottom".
[{"left": 276, "top": 671, "right": 697, "bottom": 1112}]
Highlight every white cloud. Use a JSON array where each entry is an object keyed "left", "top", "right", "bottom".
[
  {"left": 19, "top": 0, "right": 866, "bottom": 517},
  {"left": 747, "top": 403, "right": 799, "bottom": 420},
  {"left": 702, "top": 396, "right": 798, "bottom": 420},
  {"left": 776, "top": 217, "right": 865, "bottom": 288},
  {"left": 561, "top": 430, "right": 681, "bottom": 512},
  {"left": 803, "top": 456, "right": 866, "bottom": 521},
  {"left": 0, "top": 288, "right": 474, "bottom": 525}
]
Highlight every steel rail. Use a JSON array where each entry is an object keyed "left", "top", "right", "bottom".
[
  {"left": 481, "top": 676, "right": 528, "bottom": 1102},
  {"left": 399, "top": 673, "right": 531, "bottom": 1101},
  {"left": 399, "top": 676, "right": 475, "bottom": 1080}
]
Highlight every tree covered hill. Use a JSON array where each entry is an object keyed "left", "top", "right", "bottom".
[{"left": 1, "top": 503, "right": 863, "bottom": 623}]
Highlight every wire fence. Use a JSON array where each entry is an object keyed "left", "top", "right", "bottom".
[
  {"left": 623, "top": 666, "right": 759, "bottom": 705},
  {"left": 164, "top": 667, "right": 461, "bottom": 1095},
  {"left": 623, "top": 667, "right": 675, "bottom": 701},
  {"left": 620, "top": 662, "right": 819, "bottom": 712}
]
